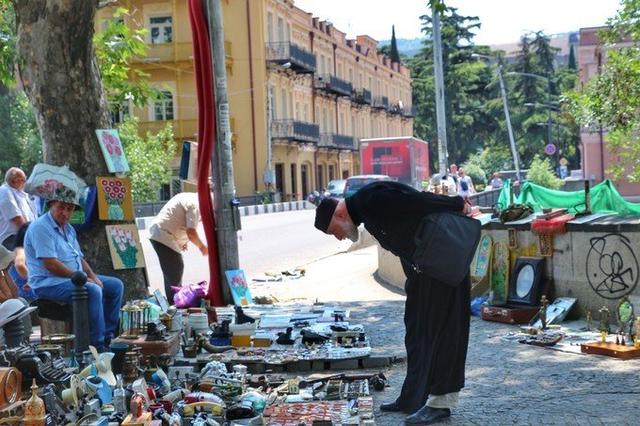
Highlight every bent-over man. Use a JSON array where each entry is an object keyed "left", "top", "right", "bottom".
[{"left": 314, "top": 181, "right": 471, "bottom": 425}]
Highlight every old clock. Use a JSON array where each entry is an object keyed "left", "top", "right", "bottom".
[{"left": 0, "top": 367, "right": 22, "bottom": 407}]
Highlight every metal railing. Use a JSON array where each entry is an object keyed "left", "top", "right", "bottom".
[
  {"left": 271, "top": 119, "right": 320, "bottom": 143},
  {"left": 372, "top": 96, "right": 387, "bottom": 109},
  {"left": 388, "top": 102, "right": 403, "bottom": 115},
  {"left": 402, "top": 105, "right": 417, "bottom": 118},
  {"left": 319, "top": 133, "right": 355, "bottom": 149},
  {"left": 315, "top": 74, "right": 352, "bottom": 97},
  {"left": 468, "top": 187, "right": 503, "bottom": 208},
  {"left": 353, "top": 88, "right": 372, "bottom": 105},
  {"left": 265, "top": 42, "right": 316, "bottom": 73}
]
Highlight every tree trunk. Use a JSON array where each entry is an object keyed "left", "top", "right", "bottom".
[{"left": 13, "top": 0, "right": 146, "bottom": 300}]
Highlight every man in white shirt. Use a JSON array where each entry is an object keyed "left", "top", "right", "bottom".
[
  {"left": 0, "top": 168, "right": 38, "bottom": 250},
  {"left": 457, "top": 168, "right": 475, "bottom": 199},
  {"left": 148, "top": 192, "right": 208, "bottom": 304}
]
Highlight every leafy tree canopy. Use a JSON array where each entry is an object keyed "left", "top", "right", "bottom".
[{"left": 568, "top": 0, "right": 640, "bottom": 182}]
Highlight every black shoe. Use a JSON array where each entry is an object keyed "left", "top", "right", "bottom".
[
  {"left": 380, "top": 401, "right": 404, "bottom": 412},
  {"left": 405, "top": 406, "right": 451, "bottom": 425}
]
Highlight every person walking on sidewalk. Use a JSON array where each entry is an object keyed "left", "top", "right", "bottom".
[
  {"left": 314, "top": 181, "right": 471, "bottom": 425},
  {"left": 148, "top": 192, "right": 207, "bottom": 305}
]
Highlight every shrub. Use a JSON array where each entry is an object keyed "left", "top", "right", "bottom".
[{"left": 527, "top": 155, "right": 563, "bottom": 189}]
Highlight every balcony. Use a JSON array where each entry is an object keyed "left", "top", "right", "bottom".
[
  {"left": 319, "top": 133, "right": 356, "bottom": 150},
  {"left": 403, "top": 105, "right": 417, "bottom": 118},
  {"left": 314, "top": 74, "right": 353, "bottom": 97},
  {"left": 271, "top": 119, "right": 319, "bottom": 144},
  {"left": 372, "top": 95, "right": 389, "bottom": 110},
  {"left": 353, "top": 88, "right": 372, "bottom": 105},
  {"left": 266, "top": 42, "right": 316, "bottom": 74},
  {"left": 388, "top": 102, "right": 403, "bottom": 115}
]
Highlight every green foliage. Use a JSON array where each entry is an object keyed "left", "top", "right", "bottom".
[
  {"left": 410, "top": 6, "right": 497, "bottom": 168},
  {"left": 527, "top": 155, "right": 562, "bottom": 189},
  {"left": 0, "top": 1, "right": 15, "bottom": 86},
  {"left": 567, "top": 0, "right": 640, "bottom": 182},
  {"left": 460, "top": 152, "right": 487, "bottom": 186},
  {"left": 0, "top": 91, "right": 42, "bottom": 174},
  {"left": 94, "top": 8, "right": 158, "bottom": 108},
  {"left": 502, "top": 31, "right": 579, "bottom": 169},
  {"left": 389, "top": 25, "right": 400, "bottom": 63},
  {"left": 568, "top": 45, "right": 577, "bottom": 70},
  {"left": 118, "top": 117, "right": 177, "bottom": 202}
]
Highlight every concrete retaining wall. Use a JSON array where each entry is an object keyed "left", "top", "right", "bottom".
[{"left": 376, "top": 226, "right": 640, "bottom": 317}]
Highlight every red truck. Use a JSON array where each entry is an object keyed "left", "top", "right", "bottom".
[{"left": 359, "top": 137, "right": 430, "bottom": 189}]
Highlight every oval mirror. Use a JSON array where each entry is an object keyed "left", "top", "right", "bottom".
[{"left": 516, "top": 264, "right": 535, "bottom": 298}]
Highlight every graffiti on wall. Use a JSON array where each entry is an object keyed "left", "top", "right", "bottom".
[{"left": 586, "top": 234, "right": 638, "bottom": 300}]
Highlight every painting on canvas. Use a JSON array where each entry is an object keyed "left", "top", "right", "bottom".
[
  {"left": 96, "top": 129, "right": 130, "bottom": 173},
  {"left": 105, "top": 224, "right": 145, "bottom": 269},
  {"left": 96, "top": 177, "right": 134, "bottom": 221},
  {"left": 225, "top": 269, "right": 253, "bottom": 306}
]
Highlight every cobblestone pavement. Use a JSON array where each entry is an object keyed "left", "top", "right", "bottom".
[
  {"left": 345, "top": 300, "right": 640, "bottom": 425},
  {"left": 253, "top": 247, "right": 640, "bottom": 425}
]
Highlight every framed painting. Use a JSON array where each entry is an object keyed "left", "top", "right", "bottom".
[
  {"left": 105, "top": 224, "right": 145, "bottom": 270},
  {"left": 95, "top": 129, "right": 129, "bottom": 173},
  {"left": 225, "top": 269, "right": 253, "bottom": 306},
  {"left": 96, "top": 177, "right": 134, "bottom": 221}
]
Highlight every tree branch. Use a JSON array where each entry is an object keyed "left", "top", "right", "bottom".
[{"left": 98, "top": 0, "right": 118, "bottom": 9}]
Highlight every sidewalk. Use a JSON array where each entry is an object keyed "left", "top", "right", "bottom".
[{"left": 252, "top": 246, "right": 640, "bottom": 425}]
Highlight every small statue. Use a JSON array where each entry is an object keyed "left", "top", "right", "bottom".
[
  {"left": 539, "top": 295, "right": 549, "bottom": 330},
  {"left": 24, "top": 379, "right": 46, "bottom": 426},
  {"left": 599, "top": 306, "right": 610, "bottom": 333},
  {"left": 586, "top": 309, "right": 592, "bottom": 331},
  {"left": 599, "top": 306, "right": 610, "bottom": 343}
]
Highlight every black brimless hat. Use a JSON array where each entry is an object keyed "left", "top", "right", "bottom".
[{"left": 314, "top": 197, "right": 339, "bottom": 232}]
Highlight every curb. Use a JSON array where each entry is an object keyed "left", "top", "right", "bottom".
[
  {"left": 135, "top": 200, "right": 315, "bottom": 230},
  {"left": 238, "top": 200, "right": 315, "bottom": 217}
]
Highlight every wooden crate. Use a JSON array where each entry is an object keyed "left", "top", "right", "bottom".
[
  {"left": 112, "top": 332, "right": 180, "bottom": 356},
  {"left": 580, "top": 342, "right": 640, "bottom": 360}
]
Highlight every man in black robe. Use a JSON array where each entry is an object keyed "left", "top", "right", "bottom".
[{"left": 314, "top": 181, "right": 470, "bottom": 425}]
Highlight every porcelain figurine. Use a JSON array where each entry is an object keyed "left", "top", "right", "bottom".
[{"left": 24, "top": 379, "right": 46, "bottom": 426}]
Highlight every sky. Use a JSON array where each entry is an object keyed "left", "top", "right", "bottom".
[{"left": 294, "top": 0, "right": 621, "bottom": 45}]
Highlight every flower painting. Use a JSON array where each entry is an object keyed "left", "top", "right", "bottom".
[
  {"left": 96, "top": 177, "right": 134, "bottom": 221},
  {"left": 105, "top": 224, "right": 145, "bottom": 270},
  {"left": 225, "top": 269, "right": 253, "bottom": 306},
  {"left": 96, "top": 129, "right": 130, "bottom": 173}
]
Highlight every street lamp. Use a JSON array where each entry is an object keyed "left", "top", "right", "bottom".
[{"left": 472, "top": 53, "right": 522, "bottom": 182}]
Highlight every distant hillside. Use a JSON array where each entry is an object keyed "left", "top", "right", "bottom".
[{"left": 379, "top": 37, "right": 423, "bottom": 58}]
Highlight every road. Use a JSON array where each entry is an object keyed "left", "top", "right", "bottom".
[{"left": 139, "top": 209, "right": 352, "bottom": 296}]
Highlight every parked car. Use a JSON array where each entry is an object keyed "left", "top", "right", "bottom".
[
  {"left": 324, "top": 179, "right": 346, "bottom": 198},
  {"left": 343, "top": 174, "right": 392, "bottom": 198}
]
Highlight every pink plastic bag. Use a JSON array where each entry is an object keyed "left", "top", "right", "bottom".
[{"left": 171, "top": 281, "right": 208, "bottom": 308}]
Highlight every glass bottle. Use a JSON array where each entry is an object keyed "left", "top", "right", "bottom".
[{"left": 113, "top": 374, "right": 127, "bottom": 414}]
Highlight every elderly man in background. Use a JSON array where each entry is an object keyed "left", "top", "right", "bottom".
[
  {"left": 149, "top": 192, "right": 207, "bottom": 305},
  {"left": 24, "top": 195, "right": 123, "bottom": 351},
  {"left": 0, "top": 168, "right": 38, "bottom": 250}
]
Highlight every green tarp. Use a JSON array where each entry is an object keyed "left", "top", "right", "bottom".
[{"left": 497, "top": 179, "right": 640, "bottom": 215}]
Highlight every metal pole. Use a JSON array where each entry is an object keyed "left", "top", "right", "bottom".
[
  {"left": 207, "top": 0, "right": 238, "bottom": 304},
  {"left": 431, "top": 3, "right": 448, "bottom": 176},
  {"left": 265, "top": 82, "right": 274, "bottom": 192},
  {"left": 71, "top": 271, "right": 89, "bottom": 359},
  {"left": 496, "top": 65, "right": 521, "bottom": 182}
]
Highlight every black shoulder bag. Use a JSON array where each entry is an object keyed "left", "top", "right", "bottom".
[{"left": 411, "top": 212, "right": 481, "bottom": 287}]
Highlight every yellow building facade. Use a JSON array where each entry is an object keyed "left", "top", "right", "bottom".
[{"left": 98, "top": 0, "right": 413, "bottom": 201}]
